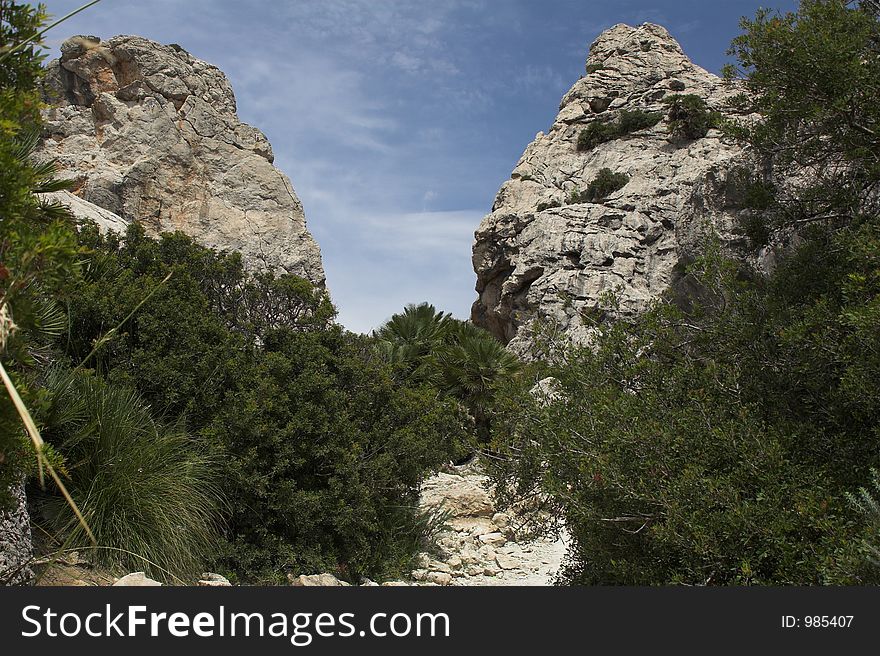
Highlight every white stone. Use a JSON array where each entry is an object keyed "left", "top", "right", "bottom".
[
  {"left": 113, "top": 572, "right": 162, "bottom": 587},
  {"left": 495, "top": 553, "right": 520, "bottom": 570},
  {"left": 420, "top": 472, "right": 494, "bottom": 518},
  {"left": 425, "top": 572, "right": 453, "bottom": 586},
  {"left": 288, "top": 573, "right": 349, "bottom": 587},
  {"left": 479, "top": 532, "right": 507, "bottom": 546},
  {"left": 491, "top": 512, "right": 511, "bottom": 529},
  {"left": 198, "top": 573, "right": 231, "bottom": 587}
]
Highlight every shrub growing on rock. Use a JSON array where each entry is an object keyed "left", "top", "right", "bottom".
[
  {"left": 569, "top": 168, "right": 629, "bottom": 203},
  {"left": 536, "top": 200, "right": 562, "bottom": 212},
  {"left": 664, "top": 94, "right": 720, "bottom": 141},
  {"left": 576, "top": 109, "right": 663, "bottom": 152}
]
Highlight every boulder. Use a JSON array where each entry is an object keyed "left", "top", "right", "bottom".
[
  {"left": 288, "top": 573, "right": 350, "bottom": 587},
  {"left": 113, "top": 572, "right": 162, "bottom": 587}
]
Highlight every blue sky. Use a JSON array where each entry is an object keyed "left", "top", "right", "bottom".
[{"left": 40, "top": 0, "right": 797, "bottom": 333}]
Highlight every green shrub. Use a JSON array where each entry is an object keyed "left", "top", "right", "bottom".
[
  {"left": 39, "top": 372, "right": 222, "bottom": 582},
  {"left": 62, "top": 230, "right": 465, "bottom": 582},
  {"left": 577, "top": 110, "right": 663, "bottom": 152},
  {"left": 570, "top": 168, "right": 629, "bottom": 203},
  {"left": 375, "top": 305, "right": 521, "bottom": 445},
  {"left": 577, "top": 121, "right": 618, "bottom": 151},
  {"left": 664, "top": 94, "right": 720, "bottom": 141},
  {"left": 536, "top": 200, "right": 561, "bottom": 212},
  {"left": 1, "top": 1, "right": 84, "bottom": 512},
  {"left": 846, "top": 469, "right": 880, "bottom": 573},
  {"left": 617, "top": 109, "right": 663, "bottom": 134},
  {"left": 205, "top": 328, "right": 467, "bottom": 581},
  {"left": 489, "top": 223, "right": 880, "bottom": 584}
]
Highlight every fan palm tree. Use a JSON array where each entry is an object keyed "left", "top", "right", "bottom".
[
  {"left": 433, "top": 322, "right": 522, "bottom": 442},
  {"left": 373, "top": 303, "right": 452, "bottom": 379}
]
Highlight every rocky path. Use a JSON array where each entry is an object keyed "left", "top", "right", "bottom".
[{"left": 409, "top": 465, "right": 567, "bottom": 586}]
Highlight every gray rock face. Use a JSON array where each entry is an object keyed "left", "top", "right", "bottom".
[
  {"left": 0, "top": 478, "right": 34, "bottom": 586},
  {"left": 472, "top": 23, "right": 755, "bottom": 349},
  {"left": 39, "top": 35, "right": 324, "bottom": 285}
]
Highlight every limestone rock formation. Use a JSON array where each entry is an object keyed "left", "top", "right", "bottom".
[
  {"left": 472, "top": 23, "right": 757, "bottom": 349},
  {"left": 38, "top": 35, "right": 324, "bottom": 285}
]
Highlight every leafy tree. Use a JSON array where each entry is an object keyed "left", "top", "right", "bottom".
[
  {"left": 205, "top": 326, "right": 467, "bottom": 581},
  {"left": 375, "top": 305, "right": 521, "bottom": 444},
  {"left": 723, "top": 0, "right": 880, "bottom": 236},
  {"left": 373, "top": 302, "right": 452, "bottom": 380},
  {"left": 490, "top": 237, "right": 880, "bottom": 584},
  {"left": 62, "top": 230, "right": 466, "bottom": 582}
]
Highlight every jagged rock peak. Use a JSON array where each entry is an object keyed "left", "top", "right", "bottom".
[
  {"left": 38, "top": 35, "right": 325, "bottom": 286},
  {"left": 472, "top": 23, "right": 756, "bottom": 351}
]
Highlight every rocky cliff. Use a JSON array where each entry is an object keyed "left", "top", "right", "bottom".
[
  {"left": 472, "top": 23, "right": 757, "bottom": 349},
  {"left": 38, "top": 35, "right": 325, "bottom": 285}
]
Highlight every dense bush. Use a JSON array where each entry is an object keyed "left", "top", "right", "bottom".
[
  {"left": 664, "top": 94, "right": 720, "bottom": 141},
  {"left": 58, "top": 228, "right": 465, "bottom": 582},
  {"left": 205, "top": 327, "right": 467, "bottom": 581},
  {"left": 489, "top": 230, "right": 880, "bottom": 584},
  {"left": 536, "top": 200, "right": 562, "bottom": 212},
  {"left": 569, "top": 168, "right": 630, "bottom": 203},
  {"left": 576, "top": 109, "right": 662, "bottom": 152},
  {"left": 375, "top": 303, "right": 521, "bottom": 444},
  {"left": 39, "top": 371, "right": 221, "bottom": 582},
  {"left": 1, "top": 2, "right": 83, "bottom": 512}
]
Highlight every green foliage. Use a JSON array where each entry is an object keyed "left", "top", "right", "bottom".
[
  {"left": 570, "top": 168, "right": 630, "bottom": 203},
  {"left": 536, "top": 200, "right": 561, "bottom": 212},
  {"left": 432, "top": 322, "right": 521, "bottom": 442},
  {"left": 373, "top": 302, "right": 452, "bottom": 381},
  {"left": 38, "top": 371, "right": 221, "bottom": 581},
  {"left": 63, "top": 231, "right": 464, "bottom": 582},
  {"left": 846, "top": 469, "right": 880, "bottom": 571},
  {"left": 375, "top": 304, "right": 521, "bottom": 444},
  {"left": 617, "top": 109, "right": 664, "bottom": 134},
  {"left": 723, "top": 0, "right": 880, "bottom": 233},
  {"left": 205, "top": 327, "right": 467, "bottom": 581},
  {"left": 489, "top": 226, "right": 880, "bottom": 584},
  {"left": 1, "top": 1, "right": 83, "bottom": 511},
  {"left": 664, "top": 94, "right": 720, "bottom": 141},
  {"left": 576, "top": 109, "right": 663, "bottom": 152}
]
